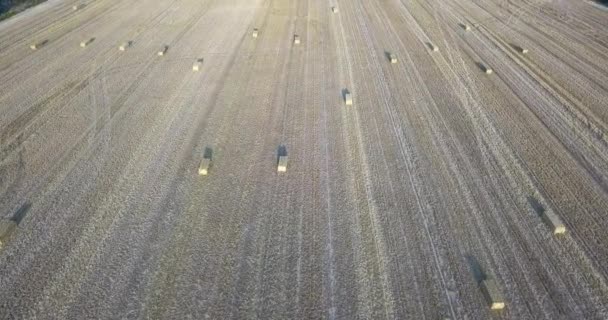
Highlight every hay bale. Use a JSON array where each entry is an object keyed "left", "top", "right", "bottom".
[
  {"left": 513, "top": 44, "right": 528, "bottom": 54},
  {"left": 193, "top": 61, "right": 202, "bottom": 72},
  {"left": 158, "top": 45, "right": 168, "bottom": 56},
  {"left": 198, "top": 158, "right": 211, "bottom": 176},
  {"left": 30, "top": 40, "right": 47, "bottom": 50},
  {"left": 541, "top": 210, "right": 566, "bottom": 235},
  {"left": 480, "top": 279, "right": 505, "bottom": 310},
  {"left": 277, "top": 156, "right": 288, "bottom": 173},
  {"left": 252, "top": 29, "right": 259, "bottom": 38},
  {"left": 480, "top": 63, "right": 493, "bottom": 74},
  {"left": 0, "top": 220, "right": 17, "bottom": 251},
  {"left": 119, "top": 42, "right": 130, "bottom": 51},
  {"left": 344, "top": 91, "right": 353, "bottom": 106},
  {"left": 389, "top": 53, "right": 397, "bottom": 64},
  {"left": 331, "top": 7, "right": 338, "bottom": 13},
  {"left": 294, "top": 35, "right": 300, "bottom": 45},
  {"left": 80, "top": 38, "right": 94, "bottom": 48}
]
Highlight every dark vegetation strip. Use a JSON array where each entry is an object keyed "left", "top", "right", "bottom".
[{"left": 0, "top": 0, "right": 48, "bottom": 22}]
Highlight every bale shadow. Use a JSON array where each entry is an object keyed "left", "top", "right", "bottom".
[
  {"left": 10, "top": 202, "right": 30, "bottom": 225},
  {"left": 341, "top": 88, "right": 350, "bottom": 100},
  {"left": 384, "top": 50, "right": 392, "bottom": 61},
  {"left": 527, "top": 196, "right": 545, "bottom": 216},
  {"left": 475, "top": 61, "right": 490, "bottom": 72},
  {"left": 277, "top": 145, "right": 287, "bottom": 156},
  {"left": 203, "top": 146, "right": 213, "bottom": 160},
  {"left": 465, "top": 254, "right": 486, "bottom": 285},
  {"left": 509, "top": 43, "right": 524, "bottom": 52},
  {"left": 277, "top": 145, "right": 287, "bottom": 162}
]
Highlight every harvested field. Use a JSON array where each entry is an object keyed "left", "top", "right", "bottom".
[{"left": 1, "top": 0, "right": 608, "bottom": 319}]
